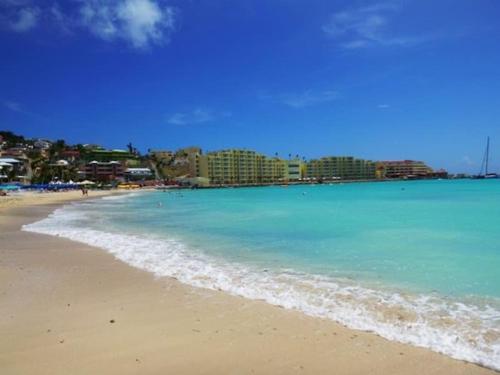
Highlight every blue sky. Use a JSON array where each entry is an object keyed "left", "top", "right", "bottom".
[{"left": 1, "top": 0, "right": 500, "bottom": 173}]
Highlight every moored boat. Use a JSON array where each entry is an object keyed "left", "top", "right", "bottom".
[{"left": 471, "top": 136, "right": 498, "bottom": 179}]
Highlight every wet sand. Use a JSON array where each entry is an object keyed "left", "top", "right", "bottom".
[{"left": 0, "top": 199, "right": 496, "bottom": 374}]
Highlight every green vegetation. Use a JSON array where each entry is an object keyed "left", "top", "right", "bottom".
[
  {"left": 0, "top": 130, "right": 30, "bottom": 148},
  {"left": 0, "top": 131, "right": 149, "bottom": 183}
]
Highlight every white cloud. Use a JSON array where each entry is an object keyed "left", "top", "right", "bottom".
[
  {"left": 80, "top": 1, "right": 118, "bottom": 41},
  {"left": 283, "top": 90, "right": 338, "bottom": 108},
  {"left": 341, "top": 39, "right": 370, "bottom": 49},
  {"left": 323, "top": 2, "right": 428, "bottom": 49},
  {"left": 377, "top": 104, "right": 390, "bottom": 109},
  {"left": 117, "top": 0, "right": 174, "bottom": 48},
  {"left": 261, "top": 90, "right": 338, "bottom": 109},
  {"left": 167, "top": 108, "right": 230, "bottom": 125},
  {"left": 9, "top": 6, "right": 39, "bottom": 32},
  {"left": 1, "top": 0, "right": 177, "bottom": 49},
  {"left": 2, "top": 100, "right": 21, "bottom": 112},
  {"left": 79, "top": 0, "right": 176, "bottom": 49}
]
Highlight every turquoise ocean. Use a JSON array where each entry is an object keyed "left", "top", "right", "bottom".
[{"left": 24, "top": 180, "right": 500, "bottom": 369}]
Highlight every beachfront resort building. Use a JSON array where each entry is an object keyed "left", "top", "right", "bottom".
[
  {"left": 33, "top": 139, "right": 52, "bottom": 150},
  {"left": 305, "top": 156, "right": 377, "bottom": 180},
  {"left": 0, "top": 157, "right": 28, "bottom": 182},
  {"left": 199, "top": 149, "right": 287, "bottom": 185},
  {"left": 0, "top": 147, "right": 28, "bottom": 159},
  {"left": 202, "top": 149, "right": 258, "bottom": 185},
  {"left": 257, "top": 154, "right": 288, "bottom": 183},
  {"left": 60, "top": 150, "right": 81, "bottom": 163},
  {"left": 83, "top": 148, "right": 137, "bottom": 163},
  {"left": 287, "top": 159, "right": 305, "bottom": 181},
  {"left": 81, "top": 161, "right": 124, "bottom": 182},
  {"left": 378, "top": 160, "right": 434, "bottom": 179},
  {"left": 124, "top": 168, "right": 154, "bottom": 181}
]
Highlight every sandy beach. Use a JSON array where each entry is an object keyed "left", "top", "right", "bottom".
[
  {"left": 0, "top": 194, "right": 497, "bottom": 375},
  {"left": 0, "top": 190, "right": 119, "bottom": 211}
]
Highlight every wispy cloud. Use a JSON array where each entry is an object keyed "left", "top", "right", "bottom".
[
  {"left": 7, "top": 6, "right": 39, "bottom": 32},
  {"left": 260, "top": 89, "right": 338, "bottom": 109},
  {"left": 167, "top": 108, "right": 231, "bottom": 126},
  {"left": 50, "top": 2, "right": 72, "bottom": 35},
  {"left": 322, "top": 2, "right": 430, "bottom": 49},
  {"left": 377, "top": 104, "right": 390, "bottom": 109},
  {"left": 1, "top": 99, "right": 48, "bottom": 121},
  {"left": 1, "top": 0, "right": 178, "bottom": 50},
  {"left": 2, "top": 100, "right": 22, "bottom": 112}
]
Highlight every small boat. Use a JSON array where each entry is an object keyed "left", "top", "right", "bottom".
[{"left": 471, "top": 136, "right": 498, "bottom": 179}]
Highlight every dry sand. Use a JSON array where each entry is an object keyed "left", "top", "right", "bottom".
[
  {"left": 0, "top": 196, "right": 497, "bottom": 375},
  {"left": 0, "top": 190, "right": 118, "bottom": 211}
]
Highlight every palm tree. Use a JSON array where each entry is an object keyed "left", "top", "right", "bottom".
[
  {"left": 126, "top": 142, "right": 134, "bottom": 154},
  {"left": 7, "top": 167, "right": 16, "bottom": 182}
]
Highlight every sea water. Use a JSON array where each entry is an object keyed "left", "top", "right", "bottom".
[{"left": 23, "top": 180, "right": 500, "bottom": 369}]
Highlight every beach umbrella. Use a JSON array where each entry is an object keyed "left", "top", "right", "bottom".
[{"left": 79, "top": 180, "right": 96, "bottom": 185}]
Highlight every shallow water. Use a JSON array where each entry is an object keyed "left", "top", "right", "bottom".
[{"left": 24, "top": 180, "right": 500, "bottom": 369}]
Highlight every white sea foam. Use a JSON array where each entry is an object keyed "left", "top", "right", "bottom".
[
  {"left": 23, "top": 204, "right": 500, "bottom": 371},
  {"left": 100, "top": 191, "right": 145, "bottom": 201}
]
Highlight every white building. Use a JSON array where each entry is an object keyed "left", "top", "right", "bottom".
[
  {"left": 124, "top": 168, "right": 153, "bottom": 180},
  {"left": 34, "top": 139, "right": 52, "bottom": 150}
]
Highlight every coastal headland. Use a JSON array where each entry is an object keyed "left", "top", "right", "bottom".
[{"left": 0, "top": 192, "right": 496, "bottom": 374}]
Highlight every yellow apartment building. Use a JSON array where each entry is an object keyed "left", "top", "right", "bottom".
[
  {"left": 199, "top": 149, "right": 287, "bottom": 185},
  {"left": 305, "top": 156, "right": 376, "bottom": 180}
]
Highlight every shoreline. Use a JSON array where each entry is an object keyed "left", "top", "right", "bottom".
[
  {"left": 172, "top": 177, "right": 455, "bottom": 190},
  {"left": 0, "top": 189, "right": 125, "bottom": 211},
  {"left": 0, "top": 196, "right": 497, "bottom": 374}
]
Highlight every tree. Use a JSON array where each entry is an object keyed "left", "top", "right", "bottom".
[
  {"left": 126, "top": 142, "right": 140, "bottom": 157},
  {"left": 7, "top": 167, "right": 16, "bottom": 182},
  {"left": 31, "top": 158, "right": 52, "bottom": 184},
  {"left": 0, "top": 131, "right": 26, "bottom": 148},
  {"left": 26, "top": 149, "right": 41, "bottom": 159},
  {"left": 49, "top": 139, "right": 67, "bottom": 159}
]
